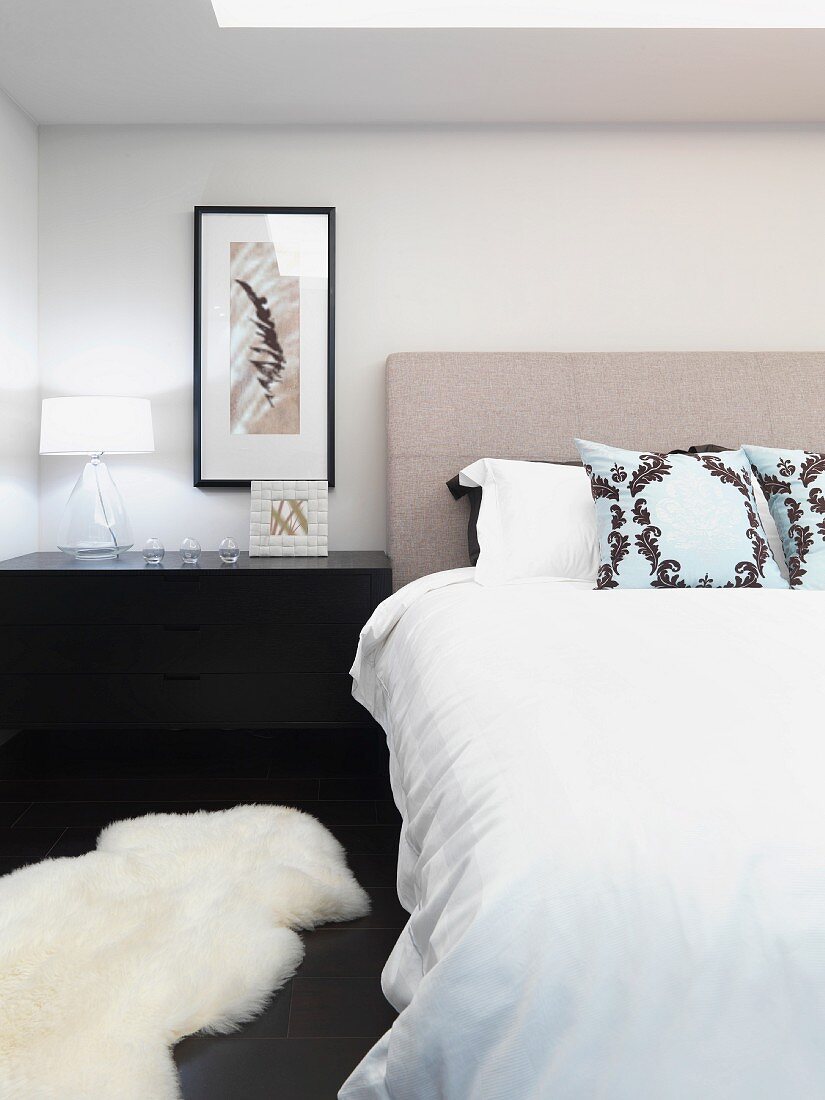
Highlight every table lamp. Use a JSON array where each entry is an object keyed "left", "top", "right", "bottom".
[{"left": 40, "top": 396, "right": 155, "bottom": 560}]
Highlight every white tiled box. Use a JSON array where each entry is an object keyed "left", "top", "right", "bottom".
[{"left": 249, "top": 480, "right": 329, "bottom": 557}]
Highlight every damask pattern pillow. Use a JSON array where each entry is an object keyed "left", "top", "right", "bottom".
[
  {"left": 574, "top": 439, "right": 787, "bottom": 590},
  {"left": 743, "top": 446, "right": 825, "bottom": 589}
]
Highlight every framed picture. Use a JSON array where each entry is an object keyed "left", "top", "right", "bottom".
[
  {"left": 249, "top": 480, "right": 329, "bottom": 557},
  {"left": 194, "top": 206, "right": 335, "bottom": 487}
]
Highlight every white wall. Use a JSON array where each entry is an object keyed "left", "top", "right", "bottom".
[
  {"left": 0, "top": 90, "right": 38, "bottom": 561},
  {"left": 37, "top": 124, "right": 825, "bottom": 553}
]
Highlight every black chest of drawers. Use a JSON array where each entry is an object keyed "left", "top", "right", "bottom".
[{"left": 0, "top": 551, "right": 391, "bottom": 730}]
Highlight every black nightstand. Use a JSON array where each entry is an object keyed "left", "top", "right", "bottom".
[{"left": 0, "top": 551, "right": 391, "bottom": 731}]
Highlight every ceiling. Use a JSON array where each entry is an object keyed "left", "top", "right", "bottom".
[{"left": 3, "top": 0, "right": 825, "bottom": 125}]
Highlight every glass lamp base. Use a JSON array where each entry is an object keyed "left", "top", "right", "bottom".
[
  {"left": 57, "top": 456, "right": 134, "bottom": 560},
  {"left": 58, "top": 544, "right": 130, "bottom": 561}
]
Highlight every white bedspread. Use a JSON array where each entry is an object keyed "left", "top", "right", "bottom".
[{"left": 340, "top": 570, "right": 825, "bottom": 1100}]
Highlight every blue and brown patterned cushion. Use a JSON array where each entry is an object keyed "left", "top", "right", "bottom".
[
  {"left": 743, "top": 446, "right": 825, "bottom": 589},
  {"left": 575, "top": 439, "right": 787, "bottom": 590}
]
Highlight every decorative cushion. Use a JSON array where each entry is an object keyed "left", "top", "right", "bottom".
[
  {"left": 574, "top": 439, "right": 787, "bottom": 590},
  {"left": 743, "top": 446, "right": 825, "bottom": 589}
]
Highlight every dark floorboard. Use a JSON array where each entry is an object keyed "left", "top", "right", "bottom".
[
  {"left": 0, "top": 825, "right": 64, "bottom": 859},
  {"left": 0, "top": 726, "right": 402, "bottom": 1100},
  {"left": 175, "top": 1037, "right": 376, "bottom": 1100},
  {"left": 15, "top": 798, "right": 385, "bottom": 829},
  {"left": 0, "top": 857, "right": 30, "bottom": 875},
  {"left": 329, "top": 824, "right": 402, "bottom": 853},
  {"left": 345, "top": 887, "right": 406, "bottom": 929},
  {"left": 345, "top": 850, "right": 398, "bottom": 888},
  {"left": 0, "top": 727, "right": 385, "bottom": 780},
  {"left": 46, "top": 826, "right": 99, "bottom": 857},
  {"left": 0, "top": 777, "right": 321, "bottom": 802},
  {"left": 0, "top": 802, "right": 29, "bottom": 826},
  {"left": 302, "top": 928, "right": 401, "bottom": 978},
  {"left": 319, "top": 776, "right": 393, "bottom": 800},
  {"left": 290, "top": 977, "right": 398, "bottom": 1037}
]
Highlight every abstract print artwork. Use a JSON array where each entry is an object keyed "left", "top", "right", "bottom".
[
  {"left": 744, "top": 446, "right": 825, "bottom": 589},
  {"left": 271, "top": 498, "right": 308, "bottom": 537},
  {"left": 230, "top": 242, "right": 300, "bottom": 435},
  {"left": 575, "top": 440, "right": 787, "bottom": 590},
  {"left": 195, "top": 207, "right": 334, "bottom": 488},
  {"left": 249, "top": 480, "right": 328, "bottom": 557}
]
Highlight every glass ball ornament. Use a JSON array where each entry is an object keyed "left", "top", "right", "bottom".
[
  {"left": 142, "top": 537, "right": 165, "bottom": 565},
  {"left": 180, "top": 537, "right": 201, "bottom": 565},
  {"left": 219, "top": 537, "right": 240, "bottom": 565}
]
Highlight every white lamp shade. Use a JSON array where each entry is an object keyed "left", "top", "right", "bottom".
[{"left": 40, "top": 397, "right": 155, "bottom": 455}]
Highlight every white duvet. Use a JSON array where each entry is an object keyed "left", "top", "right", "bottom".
[{"left": 341, "top": 570, "right": 825, "bottom": 1100}]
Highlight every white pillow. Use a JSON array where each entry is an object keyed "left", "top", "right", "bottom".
[{"left": 459, "top": 458, "right": 599, "bottom": 585}]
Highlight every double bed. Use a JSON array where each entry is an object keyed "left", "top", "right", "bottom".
[{"left": 340, "top": 353, "right": 825, "bottom": 1100}]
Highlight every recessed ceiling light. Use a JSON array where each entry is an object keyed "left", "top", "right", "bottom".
[{"left": 211, "top": 0, "right": 825, "bottom": 30}]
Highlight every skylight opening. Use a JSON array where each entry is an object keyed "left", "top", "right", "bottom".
[{"left": 211, "top": 0, "right": 825, "bottom": 30}]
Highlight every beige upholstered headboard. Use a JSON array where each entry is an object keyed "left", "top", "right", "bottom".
[{"left": 386, "top": 351, "right": 825, "bottom": 590}]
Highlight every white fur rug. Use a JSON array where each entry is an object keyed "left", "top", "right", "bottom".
[{"left": 0, "top": 804, "right": 370, "bottom": 1099}]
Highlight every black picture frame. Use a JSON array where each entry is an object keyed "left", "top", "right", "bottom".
[{"left": 193, "top": 205, "right": 336, "bottom": 488}]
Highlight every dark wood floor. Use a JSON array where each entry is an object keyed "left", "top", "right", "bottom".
[{"left": 0, "top": 726, "right": 402, "bottom": 1100}]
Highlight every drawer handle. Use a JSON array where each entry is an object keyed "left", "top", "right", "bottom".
[
  {"left": 163, "top": 673, "right": 201, "bottom": 682},
  {"left": 162, "top": 625, "right": 202, "bottom": 632}
]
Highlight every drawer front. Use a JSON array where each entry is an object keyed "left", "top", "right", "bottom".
[
  {"left": 0, "top": 574, "right": 199, "bottom": 625},
  {"left": 0, "top": 674, "right": 365, "bottom": 727},
  {"left": 0, "top": 573, "right": 372, "bottom": 626},
  {"left": 196, "top": 574, "right": 372, "bottom": 624},
  {"left": 0, "top": 624, "right": 362, "bottom": 674}
]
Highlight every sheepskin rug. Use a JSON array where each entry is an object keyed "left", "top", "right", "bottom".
[{"left": 0, "top": 804, "right": 370, "bottom": 1099}]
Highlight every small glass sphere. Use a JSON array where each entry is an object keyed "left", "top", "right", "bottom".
[
  {"left": 219, "top": 537, "right": 240, "bottom": 565},
  {"left": 142, "top": 537, "right": 165, "bottom": 565},
  {"left": 180, "top": 537, "right": 201, "bottom": 565}
]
